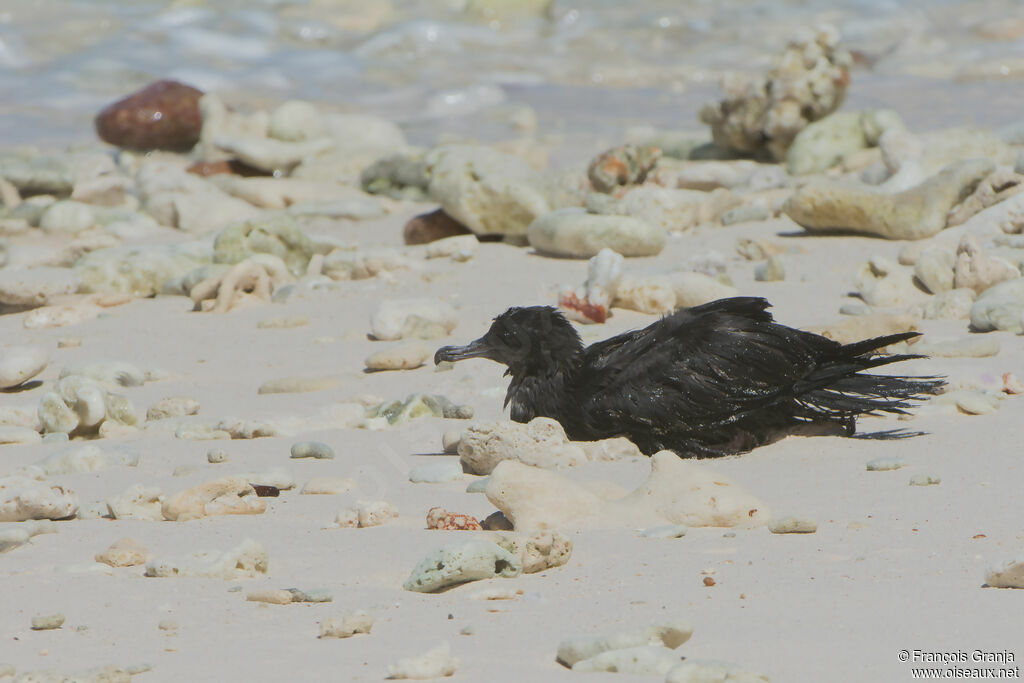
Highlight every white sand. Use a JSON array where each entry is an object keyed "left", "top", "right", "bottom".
[{"left": 0, "top": 201, "right": 1021, "bottom": 681}]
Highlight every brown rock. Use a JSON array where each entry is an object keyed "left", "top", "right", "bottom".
[
  {"left": 403, "top": 209, "right": 472, "bottom": 245},
  {"left": 95, "top": 79, "right": 204, "bottom": 152}
]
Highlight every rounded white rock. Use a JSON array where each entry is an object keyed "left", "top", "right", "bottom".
[
  {"left": 267, "top": 100, "right": 327, "bottom": 142},
  {"left": 0, "top": 267, "right": 80, "bottom": 307},
  {"left": 528, "top": 208, "right": 666, "bottom": 258},
  {"left": 39, "top": 200, "right": 96, "bottom": 234},
  {"left": 0, "top": 346, "right": 47, "bottom": 389},
  {"left": 369, "top": 299, "right": 457, "bottom": 341}
]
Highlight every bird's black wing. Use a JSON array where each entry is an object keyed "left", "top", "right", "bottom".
[{"left": 576, "top": 297, "right": 838, "bottom": 435}]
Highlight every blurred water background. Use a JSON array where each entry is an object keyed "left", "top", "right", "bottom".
[{"left": 2, "top": 0, "right": 1023, "bottom": 162}]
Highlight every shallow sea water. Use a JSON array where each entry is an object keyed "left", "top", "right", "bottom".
[{"left": 1, "top": 0, "right": 1023, "bottom": 157}]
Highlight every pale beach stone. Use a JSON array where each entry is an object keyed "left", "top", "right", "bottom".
[
  {"left": 913, "top": 246, "right": 956, "bottom": 294},
  {"left": 493, "top": 531, "right": 572, "bottom": 573},
  {"left": 31, "top": 614, "right": 65, "bottom": 631},
  {"left": 28, "top": 445, "right": 139, "bottom": 476},
  {"left": 320, "top": 611, "right": 374, "bottom": 638},
  {"left": 267, "top": 100, "right": 327, "bottom": 142},
  {"left": 986, "top": 558, "right": 1024, "bottom": 589},
  {"left": 557, "top": 620, "right": 693, "bottom": 667},
  {"left": 953, "top": 233, "right": 1020, "bottom": 294},
  {"left": 426, "top": 144, "right": 550, "bottom": 237},
  {"left": 919, "top": 288, "right": 976, "bottom": 320},
  {"left": 386, "top": 642, "right": 458, "bottom": 679},
  {"left": 0, "top": 426, "right": 41, "bottom": 445},
  {"left": 669, "top": 272, "right": 738, "bottom": 308},
  {"left": 214, "top": 135, "right": 333, "bottom": 174},
  {"left": 613, "top": 275, "right": 676, "bottom": 315},
  {"left": 147, "top": 397, "right": 200, "bottom": 421},
  {"left": 485, "top": 462, "right": 603, "bottom": 531},
  {"left": 487, "top": 452, "right": 770, "bottom": 531},
  {"left": 0, "top": 267, "right": 80, "bottom": 307},
  {"left": 403, "top": 540, "right": 521, "bottom": 592},
  {"left": 528, "top": 208, "right": 666, "bottom": 258},
  {"left": 0, "top": 476, "right": 78, "bottom": 521},
  {"left": 458, "top": 418, "right": 586, "bottom": 475},
  {"left": 290, "top": 441, "right": 334, "bottom": 460},
  {"left": 970, "top": 278, "right": 1024, "bottom": 333},
  {"left": 106, "top": 484, "right": 163, "bottom": 521},
  {"left": 365, "top": 342, "right": 431, "bottom": 371},
  {"left": 783, "top": 160, "right": 995, "bottom": 239},
  {"left": 161, "top": 477, "right": 266, "bottom": 521},
  {"left": 768, "top": 516, "right": 818, "bottom": 534},
  {"left": 866, "top": 457, "right": 906, "bottom": 471},
  {"left": 370, "top": 299, "right": 457, "bottom": 341},
  {"left": 145, "top": 538, "right": 268, "bottom": 579},
  {"left": 572, "top": 645, "right": 683, "bottom": 675},
  {"left": 0, "top": 520, "right": 55, "bottom": 553},
  {"left": 425, "top": 235, "right": 479, "bottom": 261},
  {"left": 95, "top": 537, "right": 149, "bottom": 567},
  {"left": 0, "top": 346, "right": 47, "bottom": 389}
]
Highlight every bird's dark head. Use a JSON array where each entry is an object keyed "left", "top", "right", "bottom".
[{"left": 434, "top": 306, "right": 583, "bottom": 376}]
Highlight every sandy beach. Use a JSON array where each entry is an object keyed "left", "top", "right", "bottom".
[{"left": 1, "top": 2, "right": 1024, "bottom": 681}]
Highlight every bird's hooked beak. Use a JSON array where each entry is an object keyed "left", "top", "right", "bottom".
[{"left": 434, "top": 337, "right": 493, "bottom": 365}]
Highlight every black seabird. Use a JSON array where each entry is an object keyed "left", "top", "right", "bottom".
[{"left": 434, "top": 297, "right": 943, "bottom": 457}]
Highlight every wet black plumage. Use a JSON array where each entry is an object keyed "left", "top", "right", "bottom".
[{"left": 434, "top": 297, "right": 944, "bottom": 457}]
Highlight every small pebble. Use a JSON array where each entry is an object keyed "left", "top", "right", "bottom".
[
  {"left": 290, "top": 441, "right": 335, "bottom": 460},
  {"left": 157, "top": 620, "right": 179, "bottom": 632},
  {"left": 206, "top": 448, "right": 227, "bottom": 464},
  {"left": 768, "top": 517, "right": 818, "bottom": 534},
  {"left": 465, "top": 478, "right": 489, "bottom": 493},
  {"left": 57, "top": 338, "right": 82, "bottom": 349},
  {"left": 258, "top": 376, "right": 338, "bottom": 394},
  {"left": 287, "top": 588, "right": 333, "bottom": 603},
  {"left": 866, "top": 456, "right": 906, "bottom": 471},
  {"left": 442, "top": 430, "right": 461, "bottom": 454},
  {"left": 247, "top": 589, "right": 294, "bottom": 605},
  {"left": 639, "top": 524, "right": 688, "bottom": 539},
  {"left": 257, "top": 316, "right": 308, "bottom": 329},
  {"left": 839, "top": 302, "right": 872, "bottom": 316},
  {"left": 753, "top": 255, "right": 785, "bottom": 282},
  {"left": 703, "top": 576, "right": 716, "bottom": 587},
  {"left": 320, "top": 611, "right": 374, "bottom": 639},
  {"left": 31, "top": 614, "right": 65, "bottom": 631},
  {"left": 909, "top": 474, "right": 941, "bottom": 486},
  {"left": 986, "top": 558, "right": 1024, "bottom": 589}
]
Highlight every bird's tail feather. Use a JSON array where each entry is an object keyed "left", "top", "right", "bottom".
[{"left": 791, "top": 332, "right": 944, "bottom": 419}]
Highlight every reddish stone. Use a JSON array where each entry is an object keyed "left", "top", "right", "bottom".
[
  {"left": 426, "top": 506, "right": 483, "bottom": 531},
  {"left": 95, "top": 79, "right": 204, "bottom": 152},
  {"left": 403, "top": 209, "right": 472, "bottom": 245}
]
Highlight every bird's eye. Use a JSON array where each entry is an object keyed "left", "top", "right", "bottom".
[{"left": 498, "top": 327, "right": 520, "bottom": 347}]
